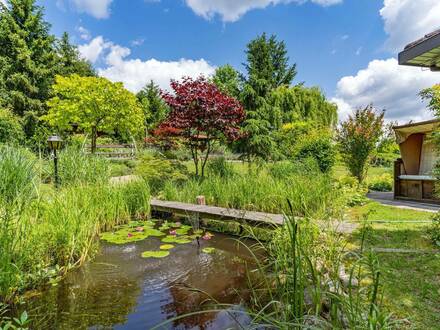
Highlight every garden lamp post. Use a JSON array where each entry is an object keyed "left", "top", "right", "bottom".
[{"left": 47, "top": 135, "right": 63, "bottom": 188}]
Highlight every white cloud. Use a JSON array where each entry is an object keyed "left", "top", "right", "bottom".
[
  {"left": 130, "top": 38, "right": 145, "bottom": 47},
  {"left": 99, "top": 55, "right": 216, "bottom": 93},
  {"left": 77, "top": 26, "right": 91, "bottom": 40},
  {"left": 185, "top": 0, "right": 342, "bottom": 22},
  {"left": 78, "top": 36, "right": 216, "bottom": 92},
  {"left": 333, "top": 58, "right": 439, "bottom": 123},
  {"left": 78, "top": 36, "right": 112, "bottom": 63},
  {"left": 69, "top": 0, "right": 113, "bottom": 19},
  {"left": 380, "top": 0, "right": 440, "bottom": 52},
  {"left": 0, "top": 0, "right": 6, "bottom": 6}
]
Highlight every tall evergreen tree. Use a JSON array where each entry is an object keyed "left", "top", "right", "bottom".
[
  {"left": 136, "top": 81, "right": 169, "bottom": 140},
  {"left": 56, "top": 32, "right": 95, "bottom": 77},
  {"left": 238, "top": 33, "right": 297, "bottom": 161},
  {"left": 0, "top": 0, "right": 58, "bottom": 132}
]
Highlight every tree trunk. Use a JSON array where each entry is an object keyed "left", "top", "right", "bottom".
[
  {"left": 91, "top": 126, "right": 97, "bottom": 154},
  {"left": 201, "top": 140, "right": 212, "bottom": 178}
]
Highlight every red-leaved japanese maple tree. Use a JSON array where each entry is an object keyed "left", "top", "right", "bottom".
[{"left": 158, "top": 76, "right": 245, "bottom": 177}]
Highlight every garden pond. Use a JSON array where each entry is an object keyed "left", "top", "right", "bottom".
[{"left": 17, "top": 219, "right": 258, "bottom": 329}]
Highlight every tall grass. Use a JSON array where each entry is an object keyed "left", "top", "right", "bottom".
[
  {"left": 162, "top": 161, "right": 341, "bottom": 219},
  {"left": 238, "top": 208, "right": 396, "bottom": 329},
  {"left": 0, "top": 146, "right": 150, "bottom": 301}
]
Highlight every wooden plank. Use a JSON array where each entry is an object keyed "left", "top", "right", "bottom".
[{"left": 151, "top": 199, "right": 284, "bottom": 226}]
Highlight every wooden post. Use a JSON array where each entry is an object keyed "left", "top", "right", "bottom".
[{"left": 196, "top": 195, "right": 206, "bottom": 206}]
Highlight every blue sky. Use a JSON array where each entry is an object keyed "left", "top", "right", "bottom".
[{"left": 38, "top": 0, "right": 440, "bottom": 123}]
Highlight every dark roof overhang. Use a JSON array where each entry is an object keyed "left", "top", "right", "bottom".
[{"left": 398, "top": 29, "right": 440, "bottom": 71}]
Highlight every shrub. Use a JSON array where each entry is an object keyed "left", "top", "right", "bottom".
[
  {"left": 367, "top": 174, "right": 393, "bottom": 192},
  {"left": 294, "top": 132, "right": 336, "bottom": 173},
  {"left": 337, "top": 175, "right": 369, "bottom": 206},
  {"left": 136, "top": 152, "right": 187, "bottom": 193},
  {"left": 428, "top": 212, "right": 440, "bottom": 247},
  {"left": 0, "top": 109, "right": 24, "bottom": 145},
  {"left": 337, "top": 105, "right": 384, "bottom": 182}
]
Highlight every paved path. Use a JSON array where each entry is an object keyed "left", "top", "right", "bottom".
[
  {"left": 367, "top": 191, "right": 440, "bottom": 213},
  {"left": 151, "top": 199, "right": 358, "bottom": 233},
  {"left": 370, "top": 247, "right": 440, "bottom": 254}
]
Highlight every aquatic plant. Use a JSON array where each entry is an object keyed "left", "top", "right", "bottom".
[
  {"left": 161, "top": 235, "right": 192, "bottom": 244},
  {"left": 141, "top": 251, "right": 170, "bottom": 258},
  {"left": 159, "top": 244, "right": 175, "bottom": 250},
  {"left": 201, "top": 247, "right": 215, "bottom": 254},
  {"left": 100, "top": 221, "right": 164, "bottom": 245}
]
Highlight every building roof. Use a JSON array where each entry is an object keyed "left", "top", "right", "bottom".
[
  {"left": 398, "top": 29, "right": 440, "bottom": 70},
  {"left": 393, "top": 119, "right": 440, "bottom": 144}
]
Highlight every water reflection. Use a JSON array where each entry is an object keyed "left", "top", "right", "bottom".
[{"left": 23, "top": 233, "right": 255, "bottom": 329}]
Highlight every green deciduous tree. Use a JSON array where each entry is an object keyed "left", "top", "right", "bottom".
[
  {"left": 337, "top": 105, "right": 384, "bottom": 183},
  {"left": 44, "top": 75, "right": 144, "bottom": 153},
  {"left": 0, "top": 0, "right": 58, "bottom": 136},
  {"left": 56, "top": 32, "right": 95, "bottom": 77},
  {"left": 212, "top": 64, "right": 241, "bottom": 98}
]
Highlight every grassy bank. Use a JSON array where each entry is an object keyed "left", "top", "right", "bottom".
[{"left": 0, "top": 146, "right": 150, "bottom": 301}]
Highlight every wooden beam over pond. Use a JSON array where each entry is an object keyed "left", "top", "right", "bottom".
[{"left": 150, "top": 199, "right": 284, "bottom": 226}]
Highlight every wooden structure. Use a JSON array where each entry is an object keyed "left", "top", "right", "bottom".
[
  {"left": 151, "top": 199, "right": 284, "bottom": 226},
  {"left": 399, "top": 29, "right": 440, "bottom": 71},
  {"left": 150, "top": 199, "right": 358, "bottom": 233},
  {"left": 393, "top": 119, "right": 439, "bottom": 202},
  {"left": 85, "top": 144, "right": 136, "bottom": 160}
]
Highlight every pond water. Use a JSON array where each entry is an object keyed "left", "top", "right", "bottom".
[{"left": 21, "top": 220, "right": 257, "bottom": 329}]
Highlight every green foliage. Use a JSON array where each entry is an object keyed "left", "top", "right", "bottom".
[
  {"left": 58, "top": 147, "right": 110, "bottom": 186},
  {"left": 136, "top": 80, "right": 169, "bottom": 132},
  {"left": 372, "top": 122, "right": 400, "bottom": 167},
  {"left": 135, "top": 152, "right": 187, "bottom": 193},
  {"left": 270, "top": 85, "right": 338, "bottom": 129},
  {"left": 367, "top": 173, "right": 393, "bottom": 192},
  {"left": 0, "top": 0, "right": 57, "bottom": 132},
  {"left": 163, "top": 162, "right": 340, "bottom": 218},
  {"left": 0, "top": 178, "right": 151, "bottom": 300},
  {"left": 294, "top": 130, "right": 335, "bottom": 173},
  {"left": 212, "top": 64, "right": 241, "bottom": 98},
  {"left": 55, "top": 32, "right": 95, "bottom": 77},
  {"left": 337, "top": 105, "right": 384, "bottom": 183},
  {"left": 206, "top": 157, "right": 235, "bottom": 178},
  {"left": 44, "top": 75, "right": 144, "bottom": 153},
  {"left": 428, "top": 212, "right": 440, "bottom": 247},
  {"left": 276, "top": 122, "right": 336, "bottom": 172},
  {"left": 0, "top": 108, "right": 24, "bottom": 144}
]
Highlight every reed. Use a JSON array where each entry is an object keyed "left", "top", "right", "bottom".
[{"left": 162, "top": 161, "right": 341, "bottom": 219}]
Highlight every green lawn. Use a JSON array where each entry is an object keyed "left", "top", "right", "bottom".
[
  {"left": 347, "top": 202, "right": 434, "bottom": 222},
  {"left": 347, "top": 201, "right": 439, "bottom": 329},
  {"left": 333, "top": 164, "right": 392, "bottom": 180}
]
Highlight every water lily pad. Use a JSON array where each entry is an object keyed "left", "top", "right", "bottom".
[
  {"left": 202, "top": 247, "right": 216, "bottom": 254},
  {"left": 161, "top": 235, "right": 192, "bottom": 244},
  {"left": 101, "top": 227, "right": 164, "bottom": 244},
  {"left": 141, "top": 250, "right": 169, "bottom": 258},
  {"left": 160, "top": 244, "right": 175, "bottom": 250},
  {"left": 175, "top": 225, "right": 191, "bottom": 235}
]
